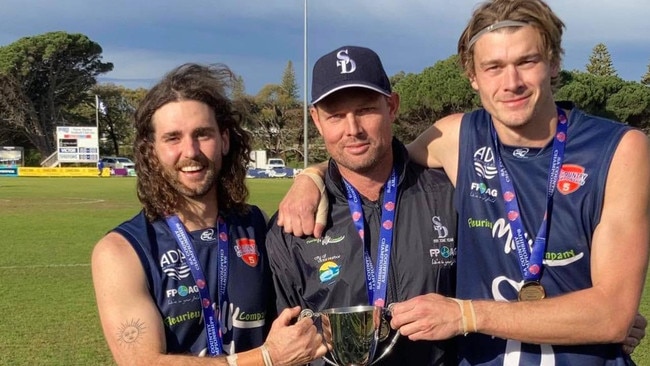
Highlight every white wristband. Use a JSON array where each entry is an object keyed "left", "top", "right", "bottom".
[
  {"left": 261, "top": 344, "right": 274, "bottom": 366},
  {"left": 226, "top": 353, "right": 238, "bottom": 366}
]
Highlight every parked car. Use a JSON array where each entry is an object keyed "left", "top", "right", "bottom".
[
  {"left": 100, "top": 156, "right": 135, "bottom": 170},
  {"left": 266, "top": 158, "right": 286, "bottom": 169}
]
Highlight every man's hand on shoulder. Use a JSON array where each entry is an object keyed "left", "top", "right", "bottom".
[{"left": 277, "top": 164, "right": 328, "bottom": 238}]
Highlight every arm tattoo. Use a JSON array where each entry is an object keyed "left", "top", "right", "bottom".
[{"left": 117, "top": 319, "right": 146, "bottom": 347}]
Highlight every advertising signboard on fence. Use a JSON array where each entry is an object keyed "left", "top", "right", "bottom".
[
  {"left": 0, "top": 146, "right": 23, "bottom": 166},
  {"left": 0, "top": 146, "right": 23, "bottom": 176}
]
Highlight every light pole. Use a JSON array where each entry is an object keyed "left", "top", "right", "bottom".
[{"left": 303, "top": 0, "right": 309, "bottom": 168}]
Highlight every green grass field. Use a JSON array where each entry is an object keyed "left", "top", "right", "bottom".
[{"left": 0, "top": 177, "right": 647, "bottom": 365}]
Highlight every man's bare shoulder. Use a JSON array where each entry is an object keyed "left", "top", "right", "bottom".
[
  {"left": 92, "top": 231, "right": 140, "bottom": 270},
  {"left": 429, "top": 113, "right": 464, "bottom": 132}
]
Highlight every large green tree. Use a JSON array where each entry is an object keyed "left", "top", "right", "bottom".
[
  {"left": 0, "top": 31, "right": 113, "bottom": 160},
  {"left": 251, "top": 84, "right": 301, "bottom": 157},
  {"left": 556, "top": 70, "right": 650, "bottom": 131},
  {"left": 606, "top": 82, "right": 650, "bottom": 130},
  {"left": 92, "top": 85, "right": 147, "bottom": 157},
  {"left": 393, "top": 55, "right": 479, "bottom": 142},
  {"left": 279, "top": 60, "right": 299, "bottom": 106},
  {"left": 585, "top": 43, "right": 617, "bottom": 77},
  {"left": 231, "top": 75, "right": 247, "bottom": 101},
  {"left": 641, "top": 61, "right": 650, "bottom": 86},
  {"left": 241, "top": 61, "right": 317, "bottom": 164},
  {"left": 556, "top": 71, "right": 624, "bottom": 118}
]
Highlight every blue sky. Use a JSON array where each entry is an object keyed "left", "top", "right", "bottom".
[{"left": 1, "top": 0, "right": 648, "bottom": 98}]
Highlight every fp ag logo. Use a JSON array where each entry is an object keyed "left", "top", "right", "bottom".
[
  {"left": 336, "top": 49, "right": 356, "bottom": 74},
  {"left": 470, "top": 182, "right": 498, "bottom": 202}
]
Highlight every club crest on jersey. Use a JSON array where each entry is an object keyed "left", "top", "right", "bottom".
[
  {"left": 234, "top": 238, "right": 259, "bottom": 267},
  {"left": 557, "top": 164, "right": 588, "bottom": 195}
]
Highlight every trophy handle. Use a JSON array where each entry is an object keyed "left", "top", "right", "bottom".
[
  {"left": 298, "top": 309, "right": 341, "bottom": 366},
  {"left": 370, "top": 303, "right": 399, "bottom": 365},
  {"left": 369, "top": 330, "right": 399, "bottom": 365},
  {"left": 321, "top": 356, "right": 339, "bottom": 366}
]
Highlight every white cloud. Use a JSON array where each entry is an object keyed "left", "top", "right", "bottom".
[{"left": 1, "top": 0, "right": 648, "bottom": 93}]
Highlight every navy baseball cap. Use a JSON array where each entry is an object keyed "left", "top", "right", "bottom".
[{"left": 311, "top": 45, "right": 391, "bottom": 105}]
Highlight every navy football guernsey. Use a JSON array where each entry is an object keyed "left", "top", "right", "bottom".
[
  {"left": 114, "top": 205, "right": 272, "bottom": 356},
  {"left": 455, "top": 103, "right": 633, "bottom": 365}
]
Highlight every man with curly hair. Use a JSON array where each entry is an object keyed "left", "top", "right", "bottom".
[{"left": 92, "top": 63, "right": 326, "bottom": 366}]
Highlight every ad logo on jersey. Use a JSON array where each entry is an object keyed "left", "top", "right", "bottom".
[
  {"left": 234, "top": 238, "right": 259, "bottom": 267},
  {"left": 557, "top": 164, "right": 588, "bottom": 195},
  {"left": 160, "top": 249, "right": 191, "bottom": 280},
  {"left": 470, "top": 182, "right": 498, "bottom": 202},
  {"left": 473, "top": 146, "right": 498, "bottom": 179},
  {"left": 319, "top": 261, "right": 340, "bottom": 283}
]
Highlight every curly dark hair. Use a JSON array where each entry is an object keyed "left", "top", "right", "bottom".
[{"left": 133, "top": 63, "right": 252, "bottom": 221}]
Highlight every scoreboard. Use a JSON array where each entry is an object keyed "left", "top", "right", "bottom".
[{"left": 56, "top": 126, "right": 99, "bottom": 163}]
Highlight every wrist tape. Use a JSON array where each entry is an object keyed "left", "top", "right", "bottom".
[{"left": 452, "top": 299, "right": 477, "bottom": 336}]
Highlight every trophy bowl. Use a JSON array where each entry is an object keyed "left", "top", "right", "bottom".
[{"left": 300, "top": 305, "right": 399, "bottom": 366}]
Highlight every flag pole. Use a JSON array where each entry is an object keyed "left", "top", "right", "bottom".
[
  {"left": 95, "top": 94, "right": 99, "bottom": 128},
  {"left": 303, "top": 0, "right": 309, "bottom": 168}
]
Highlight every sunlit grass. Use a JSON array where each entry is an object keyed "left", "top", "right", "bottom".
[{"left": 0, "top": 176, "right": 647, "bottom": 365}]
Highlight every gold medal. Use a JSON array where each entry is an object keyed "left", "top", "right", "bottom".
[
  {"left": 518, "top": 281, "right": 546, "bottom": 301},
  {"left": 379, "top": 304, "right": 395, "bottom": 341}
]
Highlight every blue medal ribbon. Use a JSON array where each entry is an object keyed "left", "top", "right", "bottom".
[
  {"left": 165, "top": 215, "right": 229, "bottom": 356},
  {"left": 492, "top": 107, "right": 568, "bottom": 283},
  {"left": 343, "top": 168, "right": 398, "bottom": 307}
]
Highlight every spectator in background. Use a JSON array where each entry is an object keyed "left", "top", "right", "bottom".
[{"left": 97, "top": 159, "right": 104, "bottom": 176}]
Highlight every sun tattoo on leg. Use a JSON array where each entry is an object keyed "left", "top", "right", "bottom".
[{"left": 117, "top": 319, "right": 146, "bottom": 347}]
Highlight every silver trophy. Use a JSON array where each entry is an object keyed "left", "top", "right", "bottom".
[{"left": 299, "top": 305, "right": 399, "bottom": 366}]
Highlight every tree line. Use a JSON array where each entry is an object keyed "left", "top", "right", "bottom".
[{"left": 1, "top": 32, "right": 649, "bottom": 166}]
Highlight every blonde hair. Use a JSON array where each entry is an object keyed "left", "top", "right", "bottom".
[{"left": 458, "top": 0, "right": 565, "bottom": 80}]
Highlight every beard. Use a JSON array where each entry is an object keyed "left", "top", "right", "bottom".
[
  {"left": 336, "top": 153, "right": 381, "bottom": 175},
  {"left": 331, "top": 139, "right": 388, "bottom": 175},
  {"left": 162, "top": 155, "right": 218, "bottom": 199}
]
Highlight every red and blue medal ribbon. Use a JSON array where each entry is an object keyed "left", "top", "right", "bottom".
[
  {"left": 165, "top": 215, "right": 229, "bottom": 356},
  {"left": 491, "top": 107, "right": 568, "bottom": 283},
  {"left": 343, "top": 168, "right": 398, "bottom": 307}
]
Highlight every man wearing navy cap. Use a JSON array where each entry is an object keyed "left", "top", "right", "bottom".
[{"left": 266, "top": 45, "right": 458, "bottom": 365}]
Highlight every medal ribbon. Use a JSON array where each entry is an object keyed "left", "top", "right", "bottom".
[
  {"left": 343, "top": 168, "right": 398, "bottom": 307},
  {"left": 491, "top": 107, "right": 568, "bottom": 283},
  {"left": 165, "top": 215, "right": 229, "bottom": 356}
]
